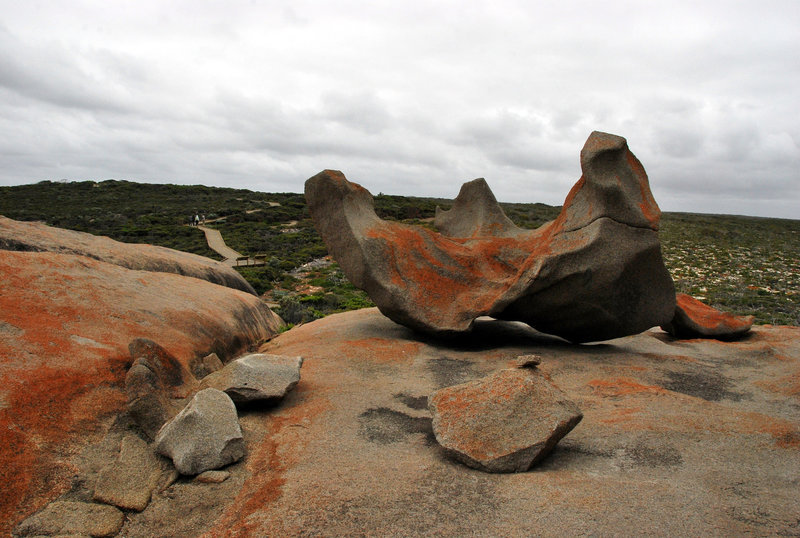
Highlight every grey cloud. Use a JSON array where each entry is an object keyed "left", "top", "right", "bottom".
[
  {"left": 0, "top": 26, "right": 133, "bottom": 112},
  {"left": 0, "top": 1, "right": 798, "bottom": 219}
]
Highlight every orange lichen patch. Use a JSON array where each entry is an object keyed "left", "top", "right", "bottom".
[
  {"left": 560, "top": 175, "right": 587, "bottom": 214},
  {"left": 598, "top": 406, "right": 643, "bottom": 425},
  {"left": 627, "top": 150, "right": 661, "bottom": 228},
  {"left": 210, "top": 395, "right": 333, "bottom": 536},
  {"left": 588, "top": 378, "right": 669, "bottom": 398},
  {"left": 675, "top": 293, "right": 754, "bottom": 332},
  {"left": 0, "top": 363, "right": 126, "bottom": 535},
  {"left": 756, "top": 372, "right": 800, "bottom": 400},
  {"left": 364, "top": 220, "right": 553, "bottom": 328},
  {"left": 335, "top": 338, "right": 422, "bottom": 364}
]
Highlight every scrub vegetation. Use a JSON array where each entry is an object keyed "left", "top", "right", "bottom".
[{"left": 2, "top": 179, "right": 797, "bottom": 326}]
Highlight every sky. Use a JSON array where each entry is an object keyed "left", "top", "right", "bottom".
[{"left": 0, "top": 1, "right": 798, "bottom": 219}]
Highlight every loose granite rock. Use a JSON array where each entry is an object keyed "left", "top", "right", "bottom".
[
  {"left": 125, "top": 359, "right": 171, "bottom": 441},
  {"left": 305, "top": 131, "right": 676, "bottom": 342},
  {"left": 93, "top": 434, "right": 165, "bottom": 512},
  {"left": 428, "top": 367, "right": 583, "bottom": 472},
  {"left": 662, "top": 293, "right": 755, "bottom": 339},
  {"left": 155, "top": 388, "right": 245, "bottom": 475},
  {"left": 14, "top": 501, "right": 124, "bottom": 537},
  {"left": 195, "top": 470, "right": 231, "bottom": 483},
  {"left": 514, "top": 354, "right": 542, "bottom": 368},
  {"left": 190, "top": 352, "right": 224, "bottom": 380},
  {"left": 199, "top": 354, "right": 303, "bottom": 404}
]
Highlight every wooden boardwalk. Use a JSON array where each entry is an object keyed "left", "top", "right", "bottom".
[{"left": 196, "top": 225, "right": 265, "bottom": 267}]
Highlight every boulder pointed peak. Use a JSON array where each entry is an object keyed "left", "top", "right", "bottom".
[
  {"left": 435, "top": 178, "right": 521, "bottom": 238},
  {"left": 557, "top": 131, "right": 661, "bottom": 234}
]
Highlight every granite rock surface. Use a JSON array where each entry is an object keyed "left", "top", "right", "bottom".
[
  {"left": 428, "top": 366, "right": 582, "bottom": 472},
  {"left": 305, "top": 131, "right": 676, "bottom": 342},
  {"left": 0, "top": 218, "right": 283, "bottom": 534}
]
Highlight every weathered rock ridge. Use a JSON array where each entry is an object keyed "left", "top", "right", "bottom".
[
  {"left": 0, "top": 218, "right": 284, "bottom": 534},
  {"left": 306, "top": 131, "right": 677, "bottom": 342},
  {"left": 0, "top": 215, "right": 256, "bottom": 294}
]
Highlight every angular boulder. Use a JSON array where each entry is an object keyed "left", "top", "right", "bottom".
[
  {"left": 662, "top": 293, "right": 754, "bottom": 339},
  {"left": 93, "top": 434, "right": 165, "bottom": 511},
  {"left": 305, "top": 131, "right": 676, "bottom": 343},
  {"left": 155, "top": 388, "right": 246, "bottom": 475},
  {"left": 199, "top": 353, "right": 303, "bottom": 404},
  {"left": 126, "top": 359, "right": 172, "bottom": 440},
  {"left": 14, "top": 501, "right": 124, "bottom": 537},
  {"left": 428, "top": 366, "right": 583, "bottom": 473},
  {"left": 190, "top": 352, "right": 225, "bottom": 380}
]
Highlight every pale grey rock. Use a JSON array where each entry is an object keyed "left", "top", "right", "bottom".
[
  {"left": 93, "top": 434, "right": 164, "bottom": 512},
  {"left": 14, "top": 501, "right": 124, "bottom": 537},
  {"left": 154, "top": 388, "right": 245, "bottom": 475},
  {"left": 428, "top": 368, "right": 583, "bottom": 473},
  {"left": 198, "top": 354, "right": 303, "bottom": 404}
]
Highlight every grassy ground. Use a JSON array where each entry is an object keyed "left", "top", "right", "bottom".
[
  {"left": 660, "top": 213, "right": 799, "bottom": 325},
  {"left": 2, "top": 179, "right": 797, "bottom": 326}
]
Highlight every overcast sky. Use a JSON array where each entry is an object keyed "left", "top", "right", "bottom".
[{"left": 1, "top": 1, "right": 798, "bottom": 218}]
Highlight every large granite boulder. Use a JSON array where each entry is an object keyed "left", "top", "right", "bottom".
[
  {"left": 428, "top": 363, "right": 583, "bottom": 472},
  {"left": 0, "top": 215, "right": 257, "bottom": 294},
  {"left": 155, "top": 388, "right": 246, "bottom": 475},
  {"left": 305, "top": 131, "right": 676, "bottom": 343},
  {"left": 199, "top": 353, "right": 303, "bottom": 405},
  {"left": 0, "top": 220, "right": 283, "bottom": 534}
]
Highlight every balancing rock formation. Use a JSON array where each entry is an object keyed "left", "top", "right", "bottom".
[{"left": 306, "top": 131, "right": 677, "bottom": 342}]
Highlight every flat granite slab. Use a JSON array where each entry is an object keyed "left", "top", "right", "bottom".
[{"left": 118, "top": 307, "right": 799, "bottom": 536}]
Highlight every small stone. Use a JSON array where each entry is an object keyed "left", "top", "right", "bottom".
[
  {"left": 195, "top": 470, "right": 231, "bottom": 483},
  {"left": 199, "top": 354, "right": 303, "bottom": 404},
  {"left": 190, "top": 352, "right": 224, "bottom": 379},
  {"left": 129, "top": 338, "right": 197, "bottom": 398},
  {"left": 14, "top": 501, "right": 124, "bottom": 537},
  {"left": 93, "top": 434, "right": 164, "bottom": 511},
  {"left": 156, "top": 469, "right": 180, "bottom": 493},
  {"left": 662, "top": 293, "right": 754, "bottom": 340},
  {"left": 155, "top": 388, "right": 245, "bottom": 475},
  {"left": 125, "top": 359, "right": 171, "bottom": 441},
  {"left": 514, "top": 354, "right": 542, "bottom": 368},
  {"left": 428, "top": 368, "right": 583, "bottom": 473}
]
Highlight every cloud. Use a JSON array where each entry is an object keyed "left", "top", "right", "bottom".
[{"left": 0, "top": 1, "right": 797, "bottom": 218}]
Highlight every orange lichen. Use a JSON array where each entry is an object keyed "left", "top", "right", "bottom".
[
  {"left": 335, "top": 338, "right": 422, "bottom": 364},
  {"left": 210, "top": 394, "right": 333, "bottom": 536},
  {"left": 675, "top": 293, "right": 754, "bottom": 332},
  {"left": 598, "top": 406, "right": 643, "bottom": 425},
  {"left": 0, "top": 363, "right": 126, "bottom": 534},
  {"left": 627, "top": 150, "right": 661, "bottom": 228},
  {"left": 588, "top": 378, "right": 669, "bottom": 398},
  {"left": 756, "top": 372, "right": 800, "bottom": 400}
]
